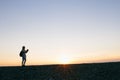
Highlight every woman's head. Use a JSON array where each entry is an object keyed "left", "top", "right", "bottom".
[{"left": 22, "top": 46, "right": 25, "bottom": 50}]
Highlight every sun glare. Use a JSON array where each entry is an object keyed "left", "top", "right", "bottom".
[{"left": 58, "top": 55, "right": 70, "bottom": 64}]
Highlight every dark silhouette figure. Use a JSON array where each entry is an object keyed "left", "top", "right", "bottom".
[{"left": 20, "top": 46, "right": 29, "bottom": 66}]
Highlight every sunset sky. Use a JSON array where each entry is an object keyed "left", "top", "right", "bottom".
[{"left": 0, "top": 0, "right": 120, "bottom": 66}]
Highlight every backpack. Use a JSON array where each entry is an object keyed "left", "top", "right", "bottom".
[{"left": 19, "top": 51, "right": 23, "bottom": 57}]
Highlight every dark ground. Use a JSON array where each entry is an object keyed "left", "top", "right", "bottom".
[{"left": 0, "top": 62, "right": 120, "bottom": 80}]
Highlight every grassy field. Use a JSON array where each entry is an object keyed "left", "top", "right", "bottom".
[{"left": 0, "top": 62, "right": 120, "bottom": 80}]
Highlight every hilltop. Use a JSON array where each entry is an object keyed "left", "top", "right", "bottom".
[{"left": 0, "top": 62, "right": 120, "bottom": 80}]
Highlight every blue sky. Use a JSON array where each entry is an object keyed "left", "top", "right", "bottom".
[{"left": 0, "top": 0, "right": 120, "bottom": 66}]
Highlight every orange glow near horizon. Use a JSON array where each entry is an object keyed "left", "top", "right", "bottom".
[{"left": 0, "top": 51, "right": 120, "bottom": 66}]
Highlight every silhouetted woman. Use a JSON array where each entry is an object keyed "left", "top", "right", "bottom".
[{"left": 20, "top": 46, "right": 29, "bottom": 66}]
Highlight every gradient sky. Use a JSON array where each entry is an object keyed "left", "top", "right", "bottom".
[{"left": 0, "top": 0, "right": 120, "bottom": 66}]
